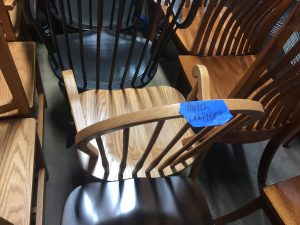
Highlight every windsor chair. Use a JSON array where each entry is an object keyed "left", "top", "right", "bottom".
[
  {"left": 183, "top": 0, "right": 300, "bottom": 190},
  {"left": 164, "top": 0, "right": 293, "bottom": 55},
  {"left": 62, "top": 65, "right": 264, "bottom": 180},
  {"left": 59, "top": 97, "right": 264, "bottom": 224},
  {"left": 24, "top": 0, "right": 201, "bottom": 90}
]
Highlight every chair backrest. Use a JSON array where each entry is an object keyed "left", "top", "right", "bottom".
[
  {"left": 229, "top": 5, "right": 300, "bottom": 136},
  {"left": 24, "top": 0, "right": 201, "bottom": 90},
  {"left": 187, "top": 0, "right": 293, "bottom": 55},
  {"left": 75, "top": 99, "right": 264, "bottom": 181},
  {"left": 0, "top": 26, "right": 31, "bottom": 116}
]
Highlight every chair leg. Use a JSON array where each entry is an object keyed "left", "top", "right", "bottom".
[
  {"left": 189, "top": 145, "right": 211, "bottom": 180},
  {"left": 257, "top": 137, "right": 283, "bottom": 188},
  {"left": 214, "top": 197, "right": 263, "bottom": 225},
  {"left": 35, "top": 62, "right": 48, "bottom": 108}
]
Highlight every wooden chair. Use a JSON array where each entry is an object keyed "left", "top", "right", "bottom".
[
  {"left": 162, "top": 0, "right": 293, "bottom": 55},
  {"left": 0, "top": 25, "right": 46, "bottom": 145},
  {"left": 0, "top": 118, "right": 46, "bottom": 225},
  {"left": 23, "top": 0, "right": 201, "bottom": 90},
  {"left": 215, "top": 114, "right": 300, "bottom": 225},
  {"left": 59, "top": 97, "right": 264, "bottom": 225},
  {"left": 179, "top": 3, "right": 300, "bottom": 167},
  {"left": 62, "top": 67, "right": 264, "bottom": 180}
]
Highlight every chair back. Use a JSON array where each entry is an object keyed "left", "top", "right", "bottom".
[
  {"left": 75, "top": 99, "right": 264, "bottom": 180},
  {"left": 0, "top": 26, "right": 30, "bottom": 116},
  {"left": 229, "top": 6, "right": 300, "bottom": 138},
  {"left": 188, "top": 0, "right": 293, "bottom": 55},
  {"left": 24, "top": 0, "right": 201, "bottom": 90}
]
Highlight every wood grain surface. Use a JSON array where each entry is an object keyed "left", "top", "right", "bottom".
[
  {"left": 168, "top": 0, "right": 291, "bottom": 55},
  {"left": 78, "top": 84, "right": 194, "bottom": 180},
  {"left": 64, "top": 69, "right": 264, "bottom": 181},
  {"left": 179, "top": 54, "right": 256, "bottom": 98},
  {"left": 263, "top": 175, "right": 300, "bottom": 225},
  {"left": 0, "top": 118, "right": 36, "bottom": 225},
  {"left": 0, "top": 41, "right": 36, "bottom": 117}
]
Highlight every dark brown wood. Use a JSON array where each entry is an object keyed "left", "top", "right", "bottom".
[
  {"left": 119, "top": 128, "right": 130, "bottom": 178},
  {"left": 61, "top": 177, "right": 215, "bottom": 225},
  {"left": 215, "top": 197, "right": 263, "bottom": 225},
  {"left": 0, "top": 0, "right": 15, "bottom": 41}
]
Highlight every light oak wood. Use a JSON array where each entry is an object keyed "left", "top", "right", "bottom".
[
  {"left": 181, "top": 3, "right": 300, "bottom": 145},
  {"left": 0, "top": 119, "right": 36, "bottom": 225},
  {"left": 179, "top": 54, "right": 256, "bottom": 97},
  {"left": 0, "top": 31, "right": 36, "bottom": 117},
  {"left": 36, "top": 169, "right": 46, "bottom": 225},
  {"left": 163, "top": 0, "right": 292, "bottom": 55},
  {"left": 64, "top": 70, "right": 264, "bottom": 181},
  {"left": 262, "top": 176, "right": 300, "bottom": 225}
]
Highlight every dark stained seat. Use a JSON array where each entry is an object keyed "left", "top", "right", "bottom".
[
  {"left": 61, "top": 177, "right": 214, "bottom": 225},
  {"left": 54, "top": 29, "right": 153, "bottom": 89},
  {"left": 24, "top": 0, "right": 202, "bottom": 90}
]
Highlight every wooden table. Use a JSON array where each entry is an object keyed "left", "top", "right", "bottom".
[{"left": 0, "top": 119, "right": 39, "bottom": 225}]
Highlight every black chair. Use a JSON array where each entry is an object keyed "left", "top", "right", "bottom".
[{"left": 23, "top": 0, "right": 201, "bottom": 90}]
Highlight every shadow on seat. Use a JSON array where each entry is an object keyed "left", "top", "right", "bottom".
[
  {"left": 60, "top": 94, "right": 264, "bottom": 224},
  {"left": 62, "top": 177, "right": 214, "bottom": 225}
]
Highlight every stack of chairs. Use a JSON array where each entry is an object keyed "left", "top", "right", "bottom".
[
  {"left": 58, "top": 3, "right": 300, "bottom": 224},
  {"left": 0, "top": 3, "right": 47, "bottom": 225}
]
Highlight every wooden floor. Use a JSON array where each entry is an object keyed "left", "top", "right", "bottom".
[{"left": 37, "top": 43, "right": 300, "bottom": 225}]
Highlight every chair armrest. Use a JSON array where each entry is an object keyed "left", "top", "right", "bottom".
[
  {"left": 187, "top": 64, "right": 211, "bottom": 100},
  {"left": 75, "top": 99, "right": 265, "bottom": 150},
  {"left": 62, "top": 70, "right": 87, "bottom": 131}
]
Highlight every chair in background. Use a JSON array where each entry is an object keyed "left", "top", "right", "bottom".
[
  {"left": 0, "top": 118, "right": 47, "bottom": 225},
  {"left": 23, "top": 0, "right": 201, "bottom": 90},
  {"left": 45, "top": 0, "right": 139, "bottom": 30},
  {"left": 59, "top": 97, "right": 264, "bottom": 224},
  {"left": 0, "top": 24, "right": 46, "bottom": 145},
  {"left": 180, "top": 2, "right": 300, "bottom": 159},
  {"left": 215, "top": 113, "right": 300, "bottom": 225},
  {"left": 162, "top": 0, "right": 293, "bottom": 55}
]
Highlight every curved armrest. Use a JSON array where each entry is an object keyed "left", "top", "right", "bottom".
[
  {"left": 62, "top": 70, "right": 87, "bottom": 131},
  {"left": 190, "top": 64, "right": 211, "bottom": 100},
  {"left": 75, "top": 99, "right": 265, "bottom": 150}
]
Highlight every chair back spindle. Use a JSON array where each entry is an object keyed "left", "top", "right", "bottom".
[
  {"left": 26, "top": 0, "right": 201, "bottom": 90},
  {"left": 75, "top": 100, "right": 264, "bottom": 180}
]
